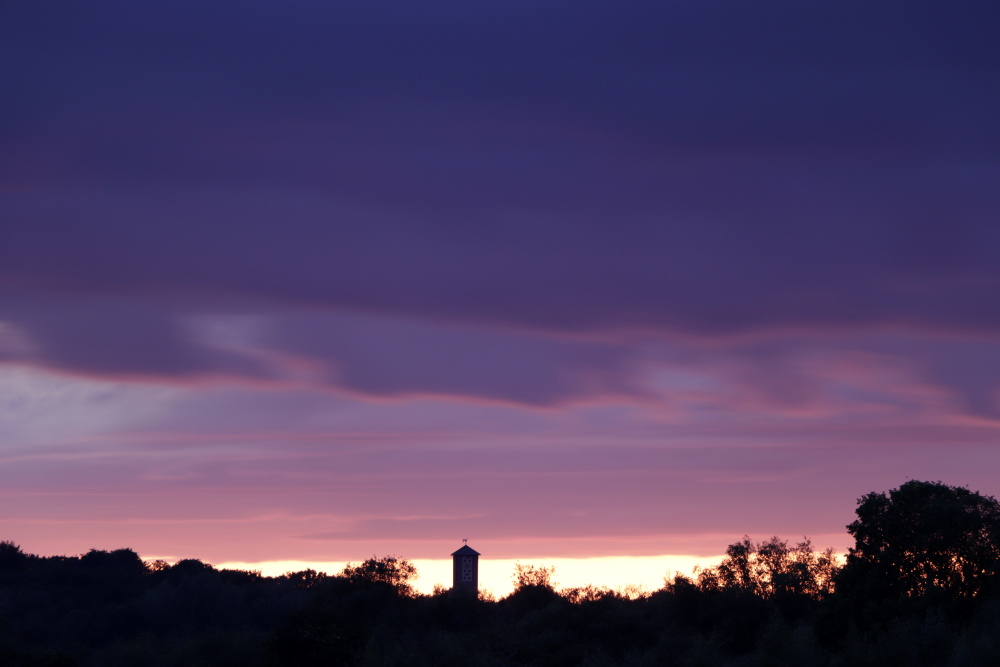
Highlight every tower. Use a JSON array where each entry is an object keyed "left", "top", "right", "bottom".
[{"left": 451, "top": 542, "right": 480, "bottom": 597}]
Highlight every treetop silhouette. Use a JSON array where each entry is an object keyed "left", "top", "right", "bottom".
[
  {"left": 341, "top": 555, "right": 418, "bottom": 596},
  {"left": 840, "top": 479, "right": 1000, "bottom": 600}
]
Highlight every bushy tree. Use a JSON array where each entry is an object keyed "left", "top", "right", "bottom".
[
  {"left": 80, "top": 547, "right": 148, "bottom": 576},
  {"left": 840, "top": 480, "right": 1000, "bottom": 600},
  {"left": 281, "top": 568, "right": 328, "bottom": 589},
  {"left": 698, "top": 536, "right": 838, "bottom": 599},
  {"left": 341, "top": 555, "right": 417, "bottom": 596},
  {"left": 0, "top": 540, "right": 29, "bottom": 571},
  {"left": 512, "top": 562, "right": 557, "bottom": 591},
  {"left": 505, "top": 562, "right": 561, "bottom": 612}
]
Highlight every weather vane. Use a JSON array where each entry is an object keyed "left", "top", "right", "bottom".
[{"left": 463, "top": 538, "right": 468, "bottom": 544}]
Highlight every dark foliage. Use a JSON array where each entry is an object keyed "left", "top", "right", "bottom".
[
  {"left": 340, "top": 556, "right": 418, "bottom": 597},
  {"left": 4, "top": 481, "right": 1000, "bottom": 665},
  {"left": 840, "top": 480, "right": 1000, "bottom": 603},
  {"left": 0, "top": 550, "right": 307, "bottom": 666},
  {"left": 697, "top": 536, "right": 838, "bottom": 601}
]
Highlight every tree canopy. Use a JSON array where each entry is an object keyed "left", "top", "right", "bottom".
[
  {"left": 341, "top": 555, "right": 417, "bottom": 596},
  {"left": 512, "top": 562, "right": 557, "bottom": 591},
  {"left": 841, "top": 480, "right": 1000, "bottom": 600},
  {"left": 697, "top": 536, "right": 838, "bottom": 600}
]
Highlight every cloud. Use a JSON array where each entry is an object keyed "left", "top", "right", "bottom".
[
  {"left": 0, "top": 298, "right": 647, "bottom": 405},
  {"left": 5, "top": 291, "right": 1000, "bottom": 419},
  {"left": 2, "top": 0, "right": 999, "bottom": 411},
  {"left": 867, "top": 336, "right": 1000, "bottom": 419},
  {"left": 0, "top": 295, "right": 270, "bottom": 380},
  {"left": 262, "top": 312, "right": 643, "bottom": 405},
  {"left": 4, "top": 151, "right": 1000, "bottom": 338},
  {"left": 3, "top": 4, "right": 999, "bottom": 331}
]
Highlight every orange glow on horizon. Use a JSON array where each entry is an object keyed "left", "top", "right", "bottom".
[{"left": 210, "top": 554, "right": 726, "bottom": 597}]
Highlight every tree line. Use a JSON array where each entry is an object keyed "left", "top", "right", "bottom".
[{"left": 3, "top": 479, "right": 1000, "bottom": 665}]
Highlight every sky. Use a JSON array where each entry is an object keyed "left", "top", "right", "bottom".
[{"left": 2, "top": 0, "right": 1000, "bottom": 594}]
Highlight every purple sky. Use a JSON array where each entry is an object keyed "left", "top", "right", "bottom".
[{"left": 2, "top": 1, "right": 1000, "bottom": 572}]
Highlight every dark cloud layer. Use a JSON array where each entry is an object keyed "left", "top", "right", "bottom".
[
  {"left": 266, "top": 312, "right": 640, "bottom": 405},
  {"left": 0, "top": 294, "right": 269, "bottom": 379},
  {"left": 2, "top": 0, "right": 999, "bottom": 404}
]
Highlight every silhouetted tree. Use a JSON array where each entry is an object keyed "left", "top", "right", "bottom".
[
  {"left": 0, "top": 540, "right": 29, "bottom": 571},
  {"left": 341, "top": 555, "right": 417, "bottom": 596},
  {"left": 79, "top": 547, "right": 148, "bottom": 576},
  {"left": 281, "top": 568, "right": 328, "bottom": 589},
  {"left": 505, "top": 563, "right": 562, "bottom": 614},
  {"left": 512, "top": 562, "right": 556, "bottom": 591},
  {"left": 147, "top": 558, "right": 171, "bottom": 572},
  {"left": 157, "top": 557, "right": 215, "bottom": 581},
  {"left": 697, "top": 536, "right": 838, "bottom": 599},
  {"left": 839, "top": 480, "right": 1000, "bottom": 601}
]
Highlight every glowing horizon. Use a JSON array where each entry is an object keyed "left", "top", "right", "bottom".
[{"left": 206, "top": 554, "right": 728, "bottom": 598}]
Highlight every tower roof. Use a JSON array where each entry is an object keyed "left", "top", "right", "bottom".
[{"left": 451, "top": 545, "right": 480, "bottom": 556}]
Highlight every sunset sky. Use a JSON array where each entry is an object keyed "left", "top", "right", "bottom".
[{"left": 2, "top": 1, "right": 1000, "bottom": 594}]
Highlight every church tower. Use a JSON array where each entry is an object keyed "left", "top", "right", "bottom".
[{"left": 451, "top": 542, "right": 480, "bottom": 597}]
